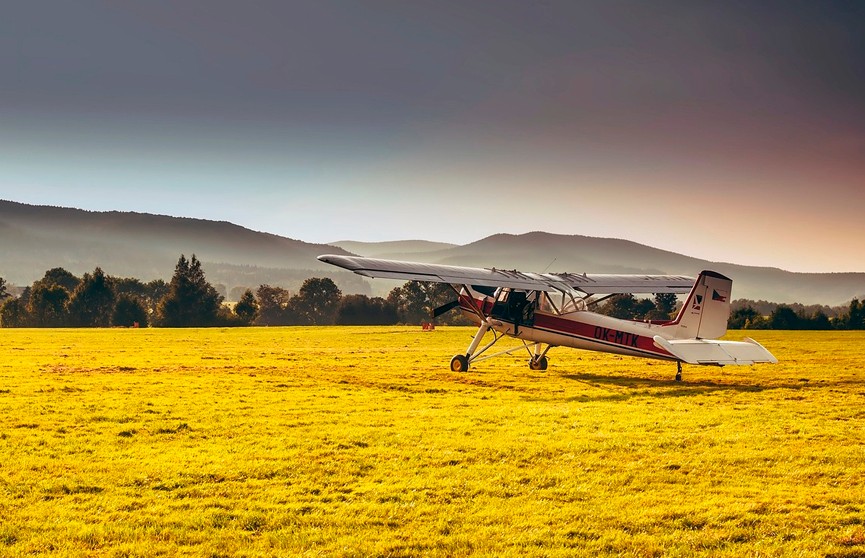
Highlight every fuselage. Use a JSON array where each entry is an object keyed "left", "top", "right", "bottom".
[{"left": 459, "top": 293, "right": 678, "bottom": 361}]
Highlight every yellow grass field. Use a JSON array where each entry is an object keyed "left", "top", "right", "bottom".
[{"left": 1, "top": 327, "right": 864, "bottom": 557}]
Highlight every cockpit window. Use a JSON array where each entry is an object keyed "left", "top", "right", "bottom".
[{"left": 539, "top": 290, "right": 586, "bottom": 314}]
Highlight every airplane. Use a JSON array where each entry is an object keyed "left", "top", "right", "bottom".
[{"left": 318, "top": 254, "right": 778, "bottom": 381}]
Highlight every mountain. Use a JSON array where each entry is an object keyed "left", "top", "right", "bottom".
[
  {"left": 331, "top": 240, "right": 458, "bottom": 259},
  {"left": 2, "top": 201, "right": 863, "bottom": 305},
  {"left": 0, "top": 200, "right": 369, "bottom": 296}
]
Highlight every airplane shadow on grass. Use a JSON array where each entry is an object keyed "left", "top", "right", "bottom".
[{"left": 552, "top": 372, "right": 786, "bottom": 403}]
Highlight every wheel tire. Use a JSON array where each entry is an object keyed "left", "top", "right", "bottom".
[
  {"left": 450, "top": 354, "right": 469, "bottom": 372},
  {"left": 529, "top": 356, "right": 548, "bottom": 371}
]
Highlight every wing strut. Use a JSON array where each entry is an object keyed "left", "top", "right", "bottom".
[{"left": 450, "top": 321, "right": 496, "bottom": 372}]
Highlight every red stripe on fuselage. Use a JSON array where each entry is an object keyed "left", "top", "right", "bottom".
[{"left": 532, "top": 313, "right": 672, "bottom": 357}]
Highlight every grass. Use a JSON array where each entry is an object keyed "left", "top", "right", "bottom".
[{"left": 1, "top": 327, "right": 864, "bottom": 557}]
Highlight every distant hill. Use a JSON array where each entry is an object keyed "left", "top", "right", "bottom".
[
  {"left": 331, "top": 239, "right": 457, "bottom": 259},
  {"left": 2, "top": 201, "right": 863, "bottom": 305},
  {"left": 0, "top": 200, "right": 369, "bottom": 297}
]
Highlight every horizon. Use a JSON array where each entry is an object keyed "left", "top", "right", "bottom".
[{"left": 3, "top": 2, "right": 864, "bottom": 273}]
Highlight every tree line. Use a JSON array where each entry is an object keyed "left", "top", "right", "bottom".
[
  {"left": 727, "top": 299, "right": 865, "bottom": 330},
  {"left": 1, "top": 259, "right": 863, "bottom": 329},
  {"left": 596, "top": 293, "right": 865, "bottom": 330},
  {"left": 0, "top": 255, "right": 470, "bottom": 328}
]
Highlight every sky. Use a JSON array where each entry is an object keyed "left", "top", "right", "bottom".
[{"left": 2, "top": 1, "right": 864, "bottom": 272}]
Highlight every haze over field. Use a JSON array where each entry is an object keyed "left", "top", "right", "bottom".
[{"left": 2, "top": 2, "right": 864, "bottom": 272}]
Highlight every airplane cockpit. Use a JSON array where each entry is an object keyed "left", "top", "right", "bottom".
[
  {"left": 488, "top": 287, "right": 537, "bottom": 325},
  {"left": 463, "top": 284, "right": 589, "bottom": 325}
]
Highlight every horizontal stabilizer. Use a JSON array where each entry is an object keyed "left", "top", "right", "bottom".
[{"left": 652, "top": 335, "right": 778, "bottom": 366}]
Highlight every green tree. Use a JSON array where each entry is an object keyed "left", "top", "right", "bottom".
[
  {"left": 386, "top": 281, "right": 459, "bottom": 325},
  {"left": 27, "top": 283, "right": 70, "bottom": 327},
  {"left": 804, "top": 309, "right": 832, "bottom": 330},
  {"left": 144, "top": 279, "right": 169, "bottom": 317},
  {"left": 387, "top": 282, "right": 428, "bottom": 324},
  {"left": 600, "top": 294, "right": 637, "bottom": 319},
  {"left": 40, "top": 267, "right": 81, "bottom": 292},
  {"left": 290, "top": 277, "right": 342, "bottom": 325},
  {"left": 113, "top": 295, "right": 149, "bottom": 327},
  {"left": 255, "top": 284, "right": 292, "bottom": 325},
  {"left": 729, "top": 305, "right": 759, "bottom": 329},
  {"left": 426, "top": 283, "right": 469, "bottom": 325},
  {"left": 1, "top": 298, "right": 29, "bottom": 327},
  {"left": 336, "top": 294, "right": 398, "bottom": 325},
  {"left": 67, "top": 268, "right": 116, "bottom": 327},
  {"left": 633, "top": 298, "right": 655, "bottom": 320},
  {"left": 769, "top": 305, "right": 800, "bottom": 330},
  {"left": 157, "top": 254, "right": 223, "bottom": 327},
  {"left": 229, "top": 285, "right": 254, "bottom": 302},
  {"left": 846, "top": 299, "right": 864, "bottom": 330},
  {"left": 0, "top": 276, "right": 10, "bottom": 301},
  {"left": 647, "top": 292, "right": 678, "bottom": 321},
  {"left": 113, "top": 277, "right": 148, "bottom": 300},
  {"left": 234, "top": 289, "right": 259, "bottom": 325},
  {"left": 600, "top": 294, "right": 663, "bottom": 321}
]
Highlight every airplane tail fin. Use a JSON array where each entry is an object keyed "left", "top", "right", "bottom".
[{"left": 669, "top": 270, "right": 732, "bottom": 340}]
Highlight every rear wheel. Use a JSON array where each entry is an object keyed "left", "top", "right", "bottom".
[
  {"left": 529, "top": 356, "right": 548, "bottom": 371},
  {"left": 450, "top": 354, "right": 469, "bottom": 372}
]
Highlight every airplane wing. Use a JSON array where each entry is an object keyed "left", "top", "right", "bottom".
[
  {"left": 652, "top": 336, "right": 778, "bottom": 365},
  {"left": 318, "top": 254, "right": 695, "bottom": 294}
]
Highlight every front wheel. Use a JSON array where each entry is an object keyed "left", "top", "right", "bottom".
[
  {"left": 450, "top": 354, "right": 469, "bottom": 372},
  {"left": 529, "top": 356, "right": 548, "bottom": 371}
]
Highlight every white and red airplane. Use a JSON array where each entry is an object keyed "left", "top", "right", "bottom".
[{"left": 318, "top": 254, "right": 777, "bottom": 381}]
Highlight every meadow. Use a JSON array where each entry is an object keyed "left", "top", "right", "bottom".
[{"left": 1, "top": 327, "right": 864, "bottom": 557}]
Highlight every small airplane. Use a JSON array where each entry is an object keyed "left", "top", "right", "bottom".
[{"left": 318, "top": 254, "right": 778, "bottom": 380}]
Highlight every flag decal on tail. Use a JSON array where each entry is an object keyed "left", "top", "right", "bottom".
[
  {"left": 692, "top": 294, "right": 703, "bottom": 311},
  {"left": 712, "top": 290, "right": 727, "bottom": 302}
]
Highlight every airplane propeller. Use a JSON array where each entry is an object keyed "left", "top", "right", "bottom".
[
  {"left": 432, "top": 300, "right": 460, "bottom": 318},
  {"left": 432, "top": 285, "right": 494, "bottom": 318}
]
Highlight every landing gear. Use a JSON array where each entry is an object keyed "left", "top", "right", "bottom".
[
  {"left": 448, "top": 322, "right": 491, "bottom": 373},
  {"left": 446, "top": 311, "right": 553, "bottom": 373},
  {"left": 675, "top": 361, "right": 683, "bottom": 382},
  {"left": 529, "top": 356, "right": 548, "bottom": 371},
  {"left": 450, "top": 354, "right": 469, "bottom": 372}
]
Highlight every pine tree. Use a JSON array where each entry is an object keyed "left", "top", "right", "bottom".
[
  {"left": 649, "top": 292, "right": 678, "bottom": 320},
  {"left": 0, "top": 276, "right": 10, "bottom": 301},
  {"left": 847, "top": 299, "right": 864, "bottom": 330},
  {"left": 157, "top": 254, "right": 223, "bottom": 327}
]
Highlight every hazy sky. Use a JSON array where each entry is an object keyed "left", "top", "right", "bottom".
[{"left": 2, "top": 1, "right": 863, "bottom": 272}]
